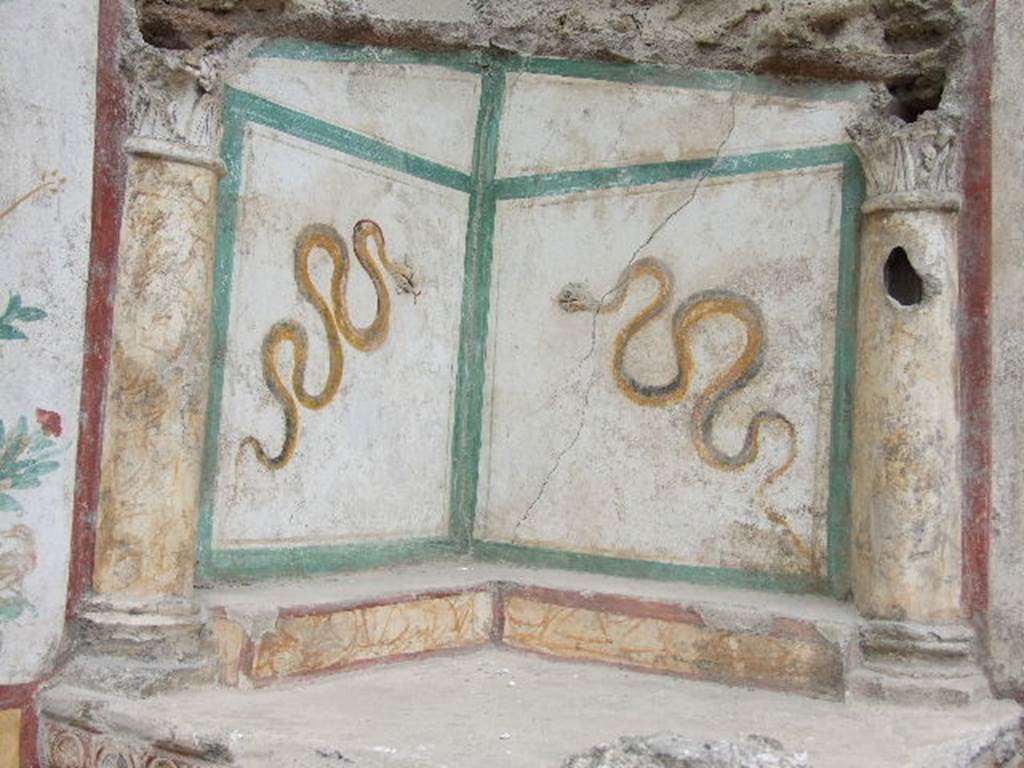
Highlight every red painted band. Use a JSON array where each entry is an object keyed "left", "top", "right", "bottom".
[
  {"left": 959, "top": 0, "right": 994, "bottom": 623},
  {"left": 499, "top": 582, "right": 706, "bottom": 627},
  {"left": 66, "top": 0, "right": 127, "bottom": 619}
]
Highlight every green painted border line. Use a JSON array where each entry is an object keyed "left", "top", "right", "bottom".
[
  {"left": 255, "top": 38, "right": 484, "bottom": 72},
  {"left": 447, "top": 64, "right": 506, "bottom": 549},
  {"left": 223, "top": 86, "right": 471, "bottom": 193},
  {"left": 253, "top": 39, "right": 864, "bottom": 103},
  {"left": 475, "top": 541, "right": 824, "bottom": 594},
  {"left": 494, "top": 144, "right": 854, "bottom": 200},
  {"left": 502, "top": 55, "right": 866, "bottom": 102},
  {"left": 825, "top": 154, "right": 865, "bottom": 599},
  {"left": 196, "top": 88, "right": 247, "bottom": 583},
  {"left": 203, "top": 539, "right": 462, "bottom": 582}
]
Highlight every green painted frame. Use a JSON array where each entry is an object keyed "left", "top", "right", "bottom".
[{"left": 197, "top": 42, "right": 863, "bottom": 596}]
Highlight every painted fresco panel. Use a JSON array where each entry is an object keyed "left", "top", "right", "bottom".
[
  {"left": 497, "top": 72, "right": 862, "bottom": 176},
  {"left": 234, "top": 56, "right": 481, "bottom": 173},
  {"left": 479, "top": 166, "right": 843, "bottom": 577},
  {"left": 211, "top": 119, "right": 468, "bottom": 550},
  {"left": 204, "top": 49, "right": 859, "bottom": 587},
  {"left": 0, "top": 1, "right": 97, "bottom": 680}
]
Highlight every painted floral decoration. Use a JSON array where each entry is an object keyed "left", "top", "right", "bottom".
[
  {"left": 0, "top": 413, "right": 60, "bottom": 513},
  {"left": 0, "top": 293, "right": 47, "bottom": 341}
]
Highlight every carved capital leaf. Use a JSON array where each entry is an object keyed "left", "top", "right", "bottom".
[{"left": 848, "top": 111, "right": 962, "bottom": 210}]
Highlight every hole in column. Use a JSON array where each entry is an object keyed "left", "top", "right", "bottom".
[{"left": 884, "top": 247, "right": 924, "bottom": 306}]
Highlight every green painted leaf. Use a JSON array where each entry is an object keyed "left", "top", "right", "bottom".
[
  {"left": 16, "top": 306, "right": 46, "bottom": 322},
  {"left": 30, "top": 459, "right": 59, "bottom": 477},
  {"left": 0, "top": 598, "right": 28, "bottom": 621},
  {"left": 0, "top": 294, "right": 47, "bottom": 341},
  {"left": 0, "top": 324, "right": 27, "bottom": 340},
  {"left": 0, "top": 494, "right": 21, "bottom": 512}
]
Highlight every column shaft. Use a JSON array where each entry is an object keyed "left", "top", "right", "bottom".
[
  {"left": 92, "top": 143, "right": 219, "bottom": 601},
  {"left": 851, "top": 207, "right": 962, "bottom": 623}
]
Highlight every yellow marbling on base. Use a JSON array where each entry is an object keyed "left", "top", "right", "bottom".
[
  {"left": 503, "top": 596, "right": 840, "bottom": 696},
  {"left": 0, "top": 708, "right": 20, "bottom": 768},
  {"left": 253, "top": 591, "right": 492, "bottom": 681}
]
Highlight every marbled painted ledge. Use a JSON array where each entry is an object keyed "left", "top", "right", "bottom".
[
  {"left": 199, "top": 565, "right": 858, "bottom": 697},
  {"left": 496, "top": 584, "right": 845, "bottom": 700},
  {"left": 208, "top": 587, "right": 493, "bottom": 686}
]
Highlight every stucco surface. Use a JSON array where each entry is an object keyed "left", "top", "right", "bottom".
[
  {"left": 990, "top": 0, "right": 1024, "bottom": 696},
  {"left": 496, "top": 74, "right": 862, "bottom": 177},
  {"left": 202, "top": 51, "right": 864, "bottom": 583},
  {"left": 0, "top": 0, "right": 97, "bottom": 681},
  {"left": 211, "top": 61, "right": 472, "bottom": 551},
  {"left": 233, "top": 57, "right": 481, "bottom": 172},
  {"left": 851, "top": 210, "right": 962, "bottom": 622},
  {"left": 480, "top": 159, "right": 847, "bottom": 577}
]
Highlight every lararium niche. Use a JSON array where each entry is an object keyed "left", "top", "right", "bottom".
[
  {"left": 197, "top": 43, "right": 864, "bottom": 593},
  {"left": 54, "top": 33, "right": 1009, "bottom": 768}
]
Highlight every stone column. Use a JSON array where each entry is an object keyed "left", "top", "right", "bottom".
[
  {"left": 847, "top": 113, "right": 988, "bottom": 705},
  {"left": 90, "top": 136, "right": 221, "bottom": 602},
  {"left": 72, "top": 49, "right": 225, "bottom": 693}
]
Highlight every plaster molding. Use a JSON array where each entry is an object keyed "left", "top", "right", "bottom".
[
  {"left": 125, "top": 137, "right": 226, "bottom": 176},
  {"left": 848, "top": 619, "right": 991, "bottom": 706},
  {"left": 120, "top": 2, "right": 257, "bottom": 154},
  {"left": 848, "top": 111, "right": 962, "bottom": 212},
  {"left": 122, "top": 47, "right": 222, "bottom": 152}
]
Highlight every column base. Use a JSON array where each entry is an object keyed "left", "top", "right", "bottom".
[
  {"left": 63, "top": 596, "right": 218, "bottom": 697},
  {"left": 848, "top": 620, "right": 991, "bottom": 707}
]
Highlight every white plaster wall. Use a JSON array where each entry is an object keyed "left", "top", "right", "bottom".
[
  {"left": 233, "top": 58, "right": 481, "bottom": 173},
  {"left": 214, "top": 59, "right": 860, "bottom": 578},
  {"left": 498, "top": 74, "right": 863, "bottom": 176},
  {"left": 213, "top": 62, "right": 477, "bottom": 550},
  {"left": 479, "top": 168, "right": 842, "bottom": 576},
  {"left": 477, "top": 74, "right": 858, "bottom": 578},
  {"left": 0, "top": 0, "right": 96, "bottom": 681},
  {"left": 990, "top": 0, "right": 1024, "bottom": 695}
]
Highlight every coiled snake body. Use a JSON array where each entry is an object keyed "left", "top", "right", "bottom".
[
  {"left": 558, "top": 257, "right": 797, "bottom": 486},
  {"left": 242, "top": 220, "right": 412, "bottom": 470}
]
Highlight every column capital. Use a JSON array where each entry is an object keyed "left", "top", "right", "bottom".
[
  {"left": 121, "top": 34, "right": 254, "bottom": 173},
  {"left": 848, "top": 111, "right": 962, "bottom": 214}
]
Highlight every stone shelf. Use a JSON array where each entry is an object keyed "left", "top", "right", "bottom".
[
  {"left": 200, "top": 562, "right": 861, "bottom": 696},
  {"left": 39, "top": 648, "right": 1021, "bottom": 767}
]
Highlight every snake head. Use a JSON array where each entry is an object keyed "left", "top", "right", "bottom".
[
  {"left": 388, "top": 262, "right": 419, "bottom": 297},
  {"left": 556, "top": 283, "right": 597, "bottom": 313}
]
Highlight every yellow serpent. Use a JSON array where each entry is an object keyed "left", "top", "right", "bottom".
[
  {"left": 558, "top": 258, "right": 802, "bottom": 551},
  {"left": 242, "top": 220, "right": 412, "bottom": 470}
]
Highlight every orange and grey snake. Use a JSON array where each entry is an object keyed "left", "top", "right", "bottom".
[
  {"left": 242, "top": 220, "right": 412, "bottom": 470},
  {"left": 557, "top": 256, "right": 798, "bottom": 490}
]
